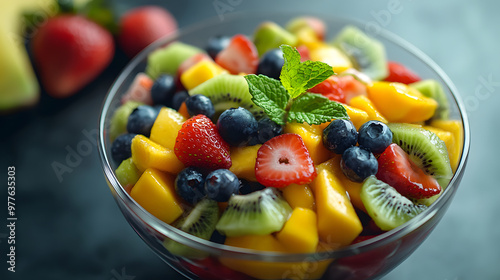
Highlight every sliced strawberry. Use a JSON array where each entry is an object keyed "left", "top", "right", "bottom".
[
  {"left": 215, "top": 34, "right": 258, "bottom": 74},
  {"left": 176, "top": 52, "right": 213, "bottom": 89},
  {"left": 121, "top": 73, "right": 154, "bottom": 105},
  {"left": 255, "top": 133, "right": 316, "bottom": 188},
  {"left": 174, "top": 115, "right": 231, "bottom": 170},
  {"left": 384, "top": 61, "right": 421, "bottom": 84},
  {"left": 376, "top": 143, "right": 441, "bottom": 199},
  {"left": 308, "top": 75, "right": 366, "bottom": 103}
]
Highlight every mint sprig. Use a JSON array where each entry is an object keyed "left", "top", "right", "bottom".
[{"left": 244, "top": 45, "right": 348, "bottom": 125}]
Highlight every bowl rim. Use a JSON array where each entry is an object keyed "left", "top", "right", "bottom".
[{"left": 98, "top": 11, "right": 471, "bottom": 262}]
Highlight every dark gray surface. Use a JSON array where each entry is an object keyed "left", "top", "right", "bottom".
[{"left": 1, "top": 0, "right": 498, "bottom": 279}]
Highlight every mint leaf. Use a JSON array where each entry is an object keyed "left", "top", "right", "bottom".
[
  {"left": 245, "top": 74, "right": 290, "bottom": 125},
  {"left": 288, "top": 93, "right": 348, "bottom": 125},
  {"left": 279, "top": 45, "right": 334, "bottom": 99}
]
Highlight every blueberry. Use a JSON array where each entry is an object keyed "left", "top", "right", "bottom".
[
  {"left": 126, "top": 105, "right": 159, "bottom": 137},
  {"left": 185, "top": 94, "right": 215, "bottom": 119},
  {"left": 257, "top": 48, "right": 284, "bottom": 80},
  {"left": 175, "top": 167, "right": 206, "bottom": 204},
  {"left": 151, "top": 74, "right": 176, "bottom": 107},
  {"left": 171, "top": 90, "right": 190, "bottom": 111},
  {"left": 110, "top": 133, "right": 137, "bottom": 163},
  {"left": 358, "top": 121, "right": 393, "bottom": 154},
  {"left": 205, "top": 35, "right": 231, "bottom": 59},
  {"left": 239, "top": 179, "right": 266, "bottom": 195},
  {"left": 248, "top": 116, "right": 283, "bottom": 145},
  {"left": 341, "top": 146, "right": 378, "bottom": 182},
  {"left": 322, "top": 119, "right": 358, "bottom": 154},
  {"left": 217, "top": 107, "right": 258, "bottom": 146},
  {"left": 205, "top": 169, "right": 240, "bottom": 202}
]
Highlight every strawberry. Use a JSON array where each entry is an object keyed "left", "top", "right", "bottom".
[
  {"left": 174, "top": 114, "right": 231, "bottom": 170},
  {"left": 376, "top": 143, "right": 441, "bottom": 199},
  {"left": 296, "top": 45, "right": 311, "bottom": 62},
  {"left": 215, "top": 34, "right": 258, "bottom": 74},
  {"left": 255, "top": 133, "right": 316, "bottom": 188},
  {"left": 31, "top": 15, "right": 114, "bottom": 98},
  {"left": 118, "top": 6, "right": 178, "bottom": 57},
  {"left": 383, "top": 61, "right": 421, "bottom": 84},
  {"left": 308, "top": 75, "right": 366, "bottom": 103}
]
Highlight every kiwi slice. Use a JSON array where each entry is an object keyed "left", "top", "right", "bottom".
[
  {"left": 109, "top": 101, "right": 143, "bottom": 142},
  {"left": 387, "top": 123, "right": 453, "bottom": 190},
  {"left": 163, "top": 198, "right": 219, "bottom": 258},
  {"left": 361, "top": 176, "right": 427, "bottom": 231},
  {"left": 215, "top": 188, "right": 292, "bottom": 237},
  {"left": 115, "top": 157, "right": 141, "bottom": 186},
  {"left": 331, "top": 25, "right": 388, "bottom": 81},
  {"left": 410, "top": 79, "right": 450, "bottom": 120},
  {"left": 189, "top": 74, "right": 265, "bottom": 119},
  {"left": 146, "top": 42, "right": 205, "bottom": 80}
]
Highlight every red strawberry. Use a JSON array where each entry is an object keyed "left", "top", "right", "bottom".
[
  {"left": 255, "top": 133, "right": 316, "bottom": 188},
  {"left": 296, "top": 45, "right": 311, "bottom": 62},
  {"left": 215, "top": 34, "right": 258, "bottom": 74},
  {"left": 118, "top": 6, "right": 178, "bottom": 57},
  {"left": 174, "top": 114, "right": 231, "bottom": 170},
  {"left": 376, "top": 143, "right": 441, "bottom": 199},
  {"left": 31, "top": 15, "right": 114, "bottom": 98},
  {"left": 383, "top": 61, "right": 421, "bottom": 84},
  {"left": 308, "top": 75, "right": 366, "bottom": 103}
]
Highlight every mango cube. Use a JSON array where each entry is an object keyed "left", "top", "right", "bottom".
[
  {"left": 282, "top": 184, "right": 315, "bottom": 210},
  {"left": 349, "top": 95, "right": 388, "bottom": 123},
  {"left": 131, "top": 135, "right": 184, "bottom": 174},
  {"left": 131, "top": 168, "right": 183, "bottom": 224},
  {"left": 229, "top": 145, "right": 262, "bottom": 181},
  {"left": 284, "top": 122, "right": 333, "bottom": 165},
  {"left": 430, "top": 119, "right": 463, "bottom": 173},
  {"left": 310, "top": 45, "right": 353, "bottom": 73},
  {"left": 150, "top": 107, "right": 186, "bottom": 150},
  {"left": 180, "top": 60, "right": 228, "bottom": 90},
  {"left": 367, "top": 81, "right": 438, "bottom": 123},
  {"left": 310, "top": 163, "right": 362, "bottom": 246},
  {"left": 276, "top": 207, "right": 319, "bottom": 253},
  {"left": 319, "top": 105, "right": 369, "bottom": 131}
]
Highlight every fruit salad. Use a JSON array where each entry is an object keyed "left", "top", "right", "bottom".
[{"left": 108, "top": 16, "right": 464, "bottom": 280}]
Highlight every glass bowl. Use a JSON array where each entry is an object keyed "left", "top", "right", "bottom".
[{"left": 98, "top": 12, "right": 470, "bottom": 280}]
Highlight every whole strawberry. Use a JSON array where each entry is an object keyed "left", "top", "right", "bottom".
[
  {"left": 31, "top": 15, "right": 114, "bottom": 98},
  {"left": 174, "top": 114, "right": 231, "bottom": 170}
]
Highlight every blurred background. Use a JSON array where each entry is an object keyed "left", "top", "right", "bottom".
[{"left": 0, "top": 0, "right": 498, "bottom": 279}]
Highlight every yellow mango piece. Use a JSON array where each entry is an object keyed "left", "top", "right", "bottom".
[
  {"left": 131, "top": 135, "right": 184, "bottom": 174},
  {"left": 430, "top": 119, "right": 464, "bottom": 172},
  {"left": 310, "top": 163, "right": 362, "bottom": 246},
  {"left": 276, "top": 207, "right": 319, "bottom": 253},
  {"left": 321, "top": 156, "right": 366, "bottom": 212},
  {"left": 282, "top": 184, "right": 315, "bottom": 210},
  {"left": 284, "top": 122, "right": 333, "bottom": 165},
  {"left": 180, "top": 60, "right": 228, "bottom": 90},
  {"left": 349, "top": 95, "right": 388, "bottom": 123},
  {"left": 295, "top": 27, "right": 324, "bottom": 51},
  {"left": 320, "top": 105, "right": 369, "bottom": 131},
  {"left": 150, "top": 107, "right": 186, "bottom": 150},
  {"left": 131, "top": 168, "right": 183, "bottom": 224},
  {"left": 310, "top": 45, "right": 353, "bottom": 73},
  {"left": 367, "top": 81, "right": 438, "bottom": 123},
  {"left": 221, "top": 235, "right": 298, "bottom": 279},
  {"left": 229, "top": 145, "right": 261, "bottom": 181}
]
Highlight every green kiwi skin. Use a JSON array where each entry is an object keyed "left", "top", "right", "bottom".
[
  {"left": 387, "top": 123, "right": 453, "bottom": 190},
  {"left": 215, "top": 188, "right": 292, "bottom": 237},
  {"left": 163, "top": 198, "right": 219, "bottom": 259},
  {"left": 331, "top": 25, "right": 388, "bottom": 81},
  {"left": 361, "top": 176, "right": 427, "bottom": 231},
  {"left": 189, "top": 74, "right": 265, "bottom": 119},
  {"left": 410, "top": 79, "right": 450, "bottom": 120}
]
